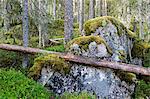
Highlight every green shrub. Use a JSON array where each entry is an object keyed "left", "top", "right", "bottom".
[
  {"left": 134, "top": 80, "right": 150, "bottom": 99},
  {"left": 45, "top": 44, "right": 65, "bottom": 52},
  {"left": 0, "top": 69, "right": 55, "bottom": 98}
]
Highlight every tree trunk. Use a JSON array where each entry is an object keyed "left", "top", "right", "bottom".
[
  {"left": 53, "top": 0, "right": 56, "bottom": 20},
  {"left": 0, "top": 44, "right": 150, "bottom": 76},
  {"left": 38, "top": 0, "right": 48, "bottom": 47},
  {"left": 79, "top": 0, "right": 84, "bottom": 34},
  {"left": 64, "top": 0, "right": 73, "bottom": 44},
  {"left": 98, "top": 0, "right": 102, "bottom": 16},
  {"left": 89, "top": 0, "right": 95, "bottom": 19},
  {"left": 3, "top": 0, "right": 10, "bottom": 31},
  {"left": 138, "top": 0, "right": 144, "bottom": 39},
  {"left": 102, "top": 0, "right": 107, "bottom": 16},
  {"left": 22, "top": 0, "right": 29, "bottom": 68},
  {"left": 77, "top": 0, "right": 80, "bottom": 23}
]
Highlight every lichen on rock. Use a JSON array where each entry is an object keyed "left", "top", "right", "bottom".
[
  {"left": 66, "top": 36, "right": 113, "bottom": 59},
  {"left": 67, "top": 36, "right": 112, "bottom": 55}
]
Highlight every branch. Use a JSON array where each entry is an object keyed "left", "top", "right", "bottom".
[{"left": 0, "top": 44, "right": 150, "bottom": 76}]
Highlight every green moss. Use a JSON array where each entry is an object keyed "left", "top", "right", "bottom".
[
  {"left": 60, "top": 92, "right": 96, "bottom": 99},
  {"left": 115, "top": 71, "right": 136, "bottom": 84},
  {"left": 1, "top": 20, "right": 38, "bottom": 46},
  {"left": 83, "top": 17, "right": 110, "bottom": 35},
  {"left": 67, "top": 35, "right": 112, "bottom": 54},
  {"left": 83, "top": 16, "right": 137, "bottom": 38},
  {"left": 45, "top": 44, "right": 65, "bottom": 52},
  {"left": 29, "top": 54, "right": 70, "bottom": 80},
  {"left": 29, "top": 36, "right": 39, "bottom": 47},
  {"left": 48, "top": 19, "right": 64, "bottom": 29},
  {"left": 73, "top": 23, "right": 79, "bottom": 28},
  {"left": 134, "top": 80, "right": 150, "bottom": 99},
  {"left": 144, "top": 49, "right": 150, "bottom": 67},
  {"left": 0, "top": 69, "right": 55, "bottom": 98},
  {"left": 132, "top": 40, "right": 150, "bottom": 58}
]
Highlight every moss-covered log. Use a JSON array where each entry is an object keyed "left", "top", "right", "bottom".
[{"left": 0, "top": 44, "right": 150, "bottom": 76}]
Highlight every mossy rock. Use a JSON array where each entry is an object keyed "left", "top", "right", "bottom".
[
  {"left": 134, "top": 80, "right": 150, "bottom": 99},
  {"left": 132, "top": 40, "right": 150, "bottom": 58},
  {"left": 83, "top": 16, "right": 137, "bottom": 38},
  {"left": 29, "top": 54, "right": 70, "bottom": 80},
  {"left": 67, "top": 35, "right": 112, "bottom": 54}
]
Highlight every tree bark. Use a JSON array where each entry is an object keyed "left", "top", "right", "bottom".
[
  {"left": 89, "top": 0, "right": 95, "bottom": 19},
  {"left": 53, "top": 0, "right": 56, "bottom": 20},
  {"left": 3, "top": 0, "right": 10, "bottom": 31},
  {"left": 79, "top": 0, "right": 84, "bottom": 33},
  {"left": 64, "top": 0, "right": 73, "bottom": 44},
  {"left": 138, "top": 0, "right": 144, "bottom": 39},
  {"left": 22, "top": 0, "right": 29, "bottom": 68},
  {"left": 38, "top": 0, "right": 48, "bottom": 47},
  {"left": 0, "top": 44, "right": 150, "bottom": 76},
  {"left": 98, "top": 0, "right": 102, "bottom": 16}
]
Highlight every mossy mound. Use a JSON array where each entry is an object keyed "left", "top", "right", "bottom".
[
  {"left": 67, "top": 35, "right": 112, "bottom": 54},
  {"left": 0, "top": 69, "right": 54, "bottom": 98},
  {"left": 134, "top": 80, "right": 150, "bottom": 99},
  {"left": 83, "top": 16, "right": 137, "bottom": 38},
  {"left": 29, "top": 54, "right": 70, "bottom": 80},
  {"left": 132, "top": 40, "right": 150, "bottom": 58}
]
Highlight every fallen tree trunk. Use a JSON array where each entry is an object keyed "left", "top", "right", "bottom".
[{"left": 0, "top": 44, "right": 150, "bottom": 76}]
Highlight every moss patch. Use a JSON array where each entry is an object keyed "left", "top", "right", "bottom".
[
  {"left": 67, "top": 35, "right": 112, "bottom": 54},
  {"left": 45, "top": 44, "right": 65, "bottom": 52},
  {"left": 60, "top": 92, "right": 96, "bottom": 99},
  {"left": 132, "top": 40, "right": 150, "bottom": 58},
  {"left": 83, "top": 16, "right": 137, "bottom": 38},
  {"left": 143, "top": 49, "right": 150, "bottom": 67},
  {"left": 134, "top": 80, "right": 150, "bottom": 99},
  {"left": 0, "top": 69, "right": 54, "bottom": 98},
  {"left": 115, "top": 71, "right": 136, "bottom": 84},
  {"left": 29, "top": 54, "right": 70, "bottom": 80}
]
